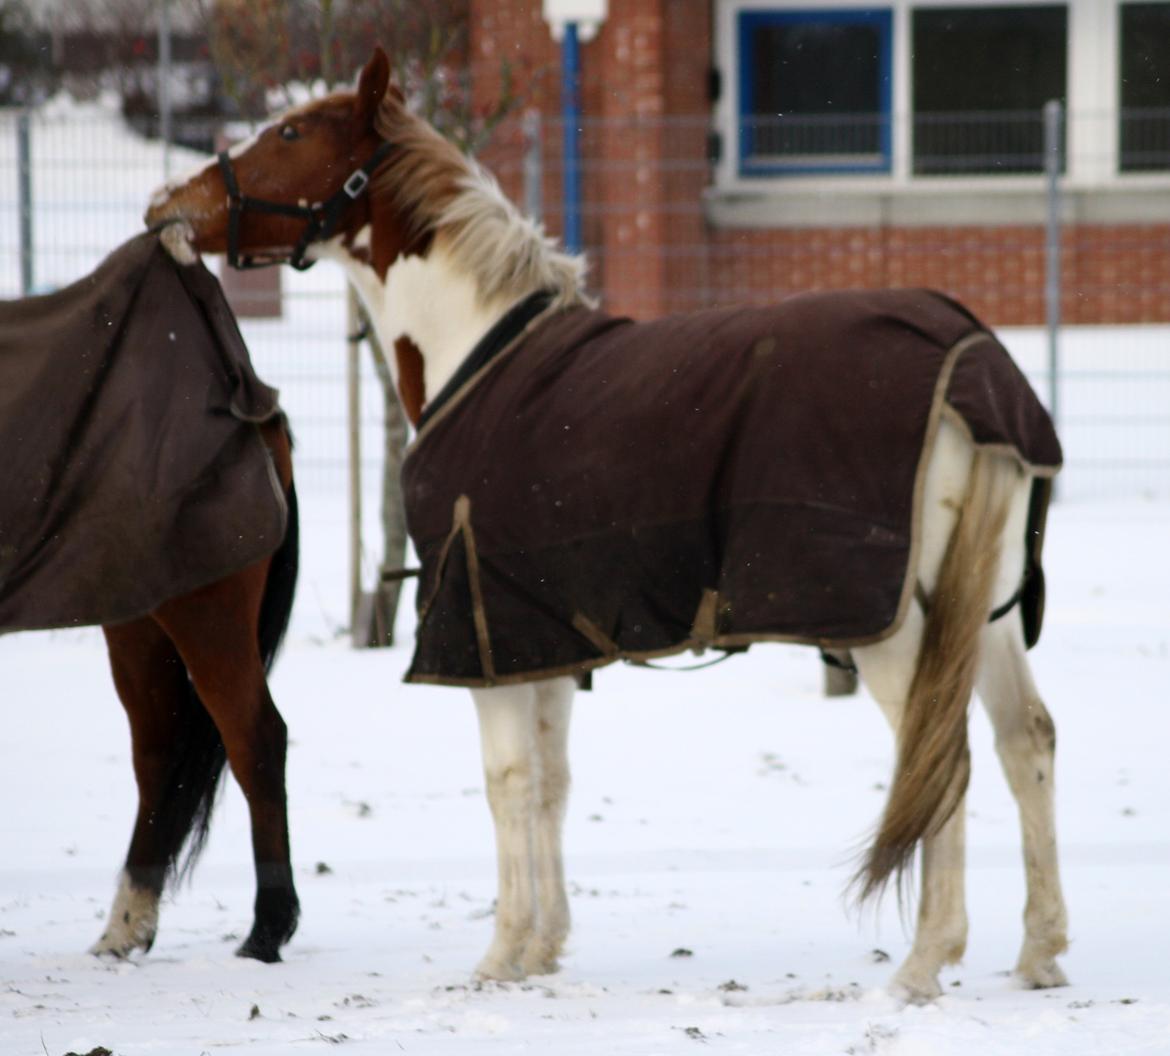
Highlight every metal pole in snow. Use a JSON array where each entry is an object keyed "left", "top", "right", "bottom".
[
  {"left": 17, "top": 110, "right": 32, "bottom": 297},
  {"left": 347, "top": 286, "right": 363, "bottom": 635},
  {"left": 1043, "top": 99, "right": 1062, "bottom": 437}
]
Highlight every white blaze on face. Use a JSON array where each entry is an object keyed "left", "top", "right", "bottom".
[
  {"left": 227, "top": 123, "right": 267, "bottom": 158},
  {"left": 147, "top": 154, "right": 219, "bottom": 220},
  {"left": 147, "top": 115, "right": 279, "bottom": 220}
]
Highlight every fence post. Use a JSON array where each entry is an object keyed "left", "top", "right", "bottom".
[
  {"left": 1043, "top": 99, "right": 1063, "bottom": 445},
  {"left": 346, "top": 286, "right": 364, "bottom": 634},
  {"left": 18, "top": 110, "right": 33, "bottom": 297},
  {"left": 363, "top": 324, "right": 410, "bottom": 648},
  {"left": 523, "top": 109, "right": 543, "bottom": 222}
]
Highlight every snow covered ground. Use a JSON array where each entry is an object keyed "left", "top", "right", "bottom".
[{"left": 0, "top": 493, "right": 1168, "bottom": 1055}]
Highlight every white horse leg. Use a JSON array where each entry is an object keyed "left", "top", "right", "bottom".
[
  {"left": 520, "top": 676, "right": 575, "bottom": 975},
  {"left": 976, "top": 616, "right": 1069, "bottom": 988},
  {"left": 90, "top": 870, "right": 161, "bottom": 958},
  {"left": 855, "top": 607, "right": 969, "bottom": 1004},
  {"left": 851, "top": 418, "right": 979, "bottom": 1003},
  {"left": 473, "top": 682, "right": 539, "bottom": 980}
]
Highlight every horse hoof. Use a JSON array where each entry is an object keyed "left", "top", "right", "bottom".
[
  {"left": 1017, "top": 958, "right": 1068, "bottom": 990},
  {"left": 889, "top": 968, "right": 943, "bottom": 1006},
  {"left": 519, "top": 940, "right": 563, "bottom": 977},
  {"left": 89, "top": 925, "right": 156, "bottom": 959},
  {"left": 474, "top": 957, "right": 525, "bottom": 982},
  {"left": 236, "top": 935, "right": 283, "bottom": 963},
  {"left": 519, "top": 954, "right": 561, "bottom": 977},
  {"left": 91, "top": 876, "right": 159, "bottom": 958},
  {"left": 90, "top": 935, "right": 153, "bottom": 960}
]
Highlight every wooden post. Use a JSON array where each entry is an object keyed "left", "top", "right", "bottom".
[
  {"left": 346, "top": 286, "right": 363, "bottom": 634},
  {"left": 349, "top": 303, "right": 411, "bottom": 648}
]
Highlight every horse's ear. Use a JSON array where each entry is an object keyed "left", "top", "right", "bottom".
[{"left": 356, "top": 47, "right": 393, "bottom": 127}]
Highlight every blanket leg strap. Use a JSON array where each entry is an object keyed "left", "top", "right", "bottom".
[
  {"left": 820, "top": 649, "right": 859, "bottom": 676},
  {"left": 914, "top": 567, "right": 1031, "bottom": 626},
  {"left": 819, "top": 567, "right": 1029, "bottom": 684}
]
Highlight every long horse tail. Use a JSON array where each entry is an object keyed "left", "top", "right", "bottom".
[
  {"left": 169, "top": 479, "right": 300, "bottom": 884},
  {"left": 855, "top": 447, "right": 1016, "bottom": 903}
]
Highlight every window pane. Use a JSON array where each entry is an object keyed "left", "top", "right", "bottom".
[
  {"left": 912, "top": 5, "right": 1067, "bottom": 175},
  {"left": 1120, "top": 2, "right": 1170, "bottom": 172},
  {"left": 739, "top": 10, "right": 892, "bottom": 174}
]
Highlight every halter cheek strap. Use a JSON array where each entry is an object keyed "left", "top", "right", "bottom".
[{"left": 217, "top": 140, "right": 395, "bottom": 271}]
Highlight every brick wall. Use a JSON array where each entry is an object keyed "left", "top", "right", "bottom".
[
  {"left": 469, "top": 2, "right": 1170, "bottom": 327},
  {"left": 707, "top": 224, "right": 1170, "bottom": 326}
]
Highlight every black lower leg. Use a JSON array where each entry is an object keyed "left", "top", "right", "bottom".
[{"left": 236, "top": 865, "right": 300, "bottom": 962}]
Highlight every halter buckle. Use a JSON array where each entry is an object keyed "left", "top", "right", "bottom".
[{"left": 343, "top": 169, "right": 370, "bottom": 199}]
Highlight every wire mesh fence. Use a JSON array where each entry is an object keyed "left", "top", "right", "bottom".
[
  {"left": 0, "top": 103, "right": 382, "bottom": 497},
  {"left": 2, "top": 101, "right": 1168, "bottom": 504},
  {"left": 488, "top": 107, "right": 1170, "bottom": 503}
]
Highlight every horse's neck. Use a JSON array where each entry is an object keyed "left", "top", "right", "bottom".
[{"left": 337, "top": 238, "right": 516, "bottom": 402}]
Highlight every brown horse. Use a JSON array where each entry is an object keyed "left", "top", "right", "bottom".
[
  {"left": 88, "top": 416, "right": 300, "bottom": 964},
  {"left": 147, "top": 49, "right": 1068, "bottom": 1002},
  {"left": 0, "top": 235, "right": 305, "bottom": 965}
]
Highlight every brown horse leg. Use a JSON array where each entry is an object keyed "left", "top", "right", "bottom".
[
  {"left": 93, "top": 617, "right": 222, "bottom": 956},
  {"left": 152, "top": 560, "right": 299, "bottom": 963}
]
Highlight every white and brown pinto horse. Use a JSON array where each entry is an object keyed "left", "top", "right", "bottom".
[{"left": 147, "top": 48, "right": 1069, "bottom": 1003}]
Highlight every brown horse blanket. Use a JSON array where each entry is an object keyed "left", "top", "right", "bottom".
[
  {"left": 402, "top": 289, "right": 1061, "bottom": 687},
  {"left": 0, "top": 232, "right": 287, "bottom": 632}
]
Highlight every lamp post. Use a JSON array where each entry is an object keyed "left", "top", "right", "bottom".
[{"left": 542, "top": 1, "right": 607, "bottom": 255}]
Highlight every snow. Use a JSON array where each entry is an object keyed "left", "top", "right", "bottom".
[
  {"left": 0, "top": 95, "right": 1168, "bottom": 1054},
  {"left": 1, "top": 494, "right": 1168, "bottom": 1055}
]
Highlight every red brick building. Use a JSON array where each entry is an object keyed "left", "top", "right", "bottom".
[{"left": 469, "top": 1, "right": 1170, "bottom": 326}]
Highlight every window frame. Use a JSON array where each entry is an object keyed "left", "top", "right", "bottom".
[
  {"left": 909, "top": 3, "right": 1069, "bottom": 178},
  {"left": 1117, "top": 0, "right": 1170, "bottom": 174},
  {"left": 736, "top": 7, "right": 894, "bottom": 177}
]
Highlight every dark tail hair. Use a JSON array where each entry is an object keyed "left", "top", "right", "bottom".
[
  {"left": 258, "top": 480, "right": 300, "bottom": 673},
  {"left": 166, "top": 480, "right": 300, "bottom": 885}
]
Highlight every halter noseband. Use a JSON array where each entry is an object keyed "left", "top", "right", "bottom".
[{"left": 216, "top": 140, "right": 395, "bottom": 271}]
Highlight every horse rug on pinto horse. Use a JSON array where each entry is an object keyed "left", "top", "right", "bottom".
[
  {"left": 0, "top": 232, "right": 288, "bottom": 632},
  {"left": 403, "top": 288, "right": 1062, "bottom": 687}
]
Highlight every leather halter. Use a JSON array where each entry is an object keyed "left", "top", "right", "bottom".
[{"left": 216, "top": 141, "right": 395, "bottom": 271}]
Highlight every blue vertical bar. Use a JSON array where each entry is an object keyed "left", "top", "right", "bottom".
[{"left": 561, "top": 21, "right": 582, "bottom": 254}]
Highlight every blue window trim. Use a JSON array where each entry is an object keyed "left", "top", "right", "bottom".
[{"left": 737, "top": 7, "right": 893, "bottom": 177}]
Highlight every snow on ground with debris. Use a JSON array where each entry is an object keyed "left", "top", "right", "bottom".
[{"left": 1, "top": 494, "right": 1168, "bottom": 1056}]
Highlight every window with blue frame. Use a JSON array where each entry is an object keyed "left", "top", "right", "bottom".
[{"left": 737, "top": 8, "right": 893, "bottom": 176}]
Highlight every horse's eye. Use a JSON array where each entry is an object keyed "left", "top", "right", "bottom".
[{"left": 280, "top": 124, "right": 300, "bottom": 142}]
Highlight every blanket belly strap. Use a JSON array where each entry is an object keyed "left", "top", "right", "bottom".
[{"left": 571, "top": 613, "right": 619, "bottom": 657}]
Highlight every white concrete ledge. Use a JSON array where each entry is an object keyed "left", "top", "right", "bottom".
[{"left": 703, "top": 179, "right": 1170, "bottom": 229}]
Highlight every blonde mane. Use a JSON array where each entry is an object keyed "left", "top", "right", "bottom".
[{"left": 371, "top": 99, "right": 590, "bottom": 310}]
